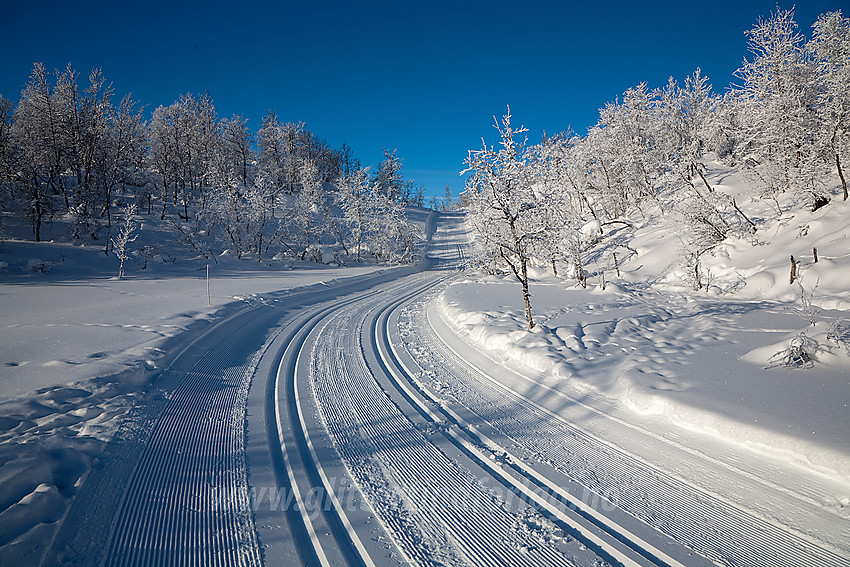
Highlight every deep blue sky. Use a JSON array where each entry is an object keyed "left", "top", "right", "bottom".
[{"left": 0, "top": 1, "right": 844, "bottom": 199}]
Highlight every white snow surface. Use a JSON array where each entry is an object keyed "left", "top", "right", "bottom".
[
  {"left": 0, "top": 242, "right": 385, "bottom": 402},
  {"left": 2, "top": 168, "right": 850, "bottom": 564}
]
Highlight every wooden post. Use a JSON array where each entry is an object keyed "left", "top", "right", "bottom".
[
  {"left": 790, "top": 256, "right": 797, "bottom": 284},
  {"left": 813, "top": 247, "right": 818, "bottom": 263},
  {"left": 207, "top": 264, "right": 211, "bottom": 306}
]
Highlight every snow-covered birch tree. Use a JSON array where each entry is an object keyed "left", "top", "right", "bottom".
[
  {"left": 335, "top": 168, "right": 370, "bottom": 261},
  {"left": 294, "top": 158, "right": 323, "bottom": 260},
  {"left": 463, "top": 110, "right": 543, "bottom": 330},
  {"left": 112, "top": 203, "right": 137, "bottom": 278},
  {"left": 734, "top": 7, "right": 825, "bottom": 210},
  {"left": 809, "top": 10, "right": 850, "bottom": 199}
]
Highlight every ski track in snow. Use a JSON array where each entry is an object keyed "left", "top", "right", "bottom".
[
  {"left": 45, "top": 303, "right": 277, "bottom": 566},
  {"left": 310, "top": 279, "right": 584, "bottom": 566},
  {"left": 20, "top": 210, "right": 850, "bottom": 566},
  {"left": 265, "top": 216, "right": 607, "bottom": 566},
  {"left": 386, "top": 220, "right": 849, "bottom": 567}
]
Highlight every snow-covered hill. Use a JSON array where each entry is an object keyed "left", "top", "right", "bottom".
[{"left": 440, "top": 163, "right": 850, "bottom": 487}]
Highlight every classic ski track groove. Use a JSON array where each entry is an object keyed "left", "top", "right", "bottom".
[
  {"left": 99, "top": 269, "right": 410, "bottom": 566},
  {"left": 268, "top": 280, "right": 419, "bottom": 567},
  {"left": 278, "top": 289, "right": 385, "bottom": 567},
  {"left": 103, "top": 307, "right": 264, "bottom": 567}
]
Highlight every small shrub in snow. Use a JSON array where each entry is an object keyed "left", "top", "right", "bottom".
[
  {"left": 792, "top": 282, "right": 821, "bottom": 326},
  {"left": 826, "top": 320, "right": 850, "bottom": 356},
  {"left": 27, "top": 258, "right": 51, "bottom": 272},
  {"left": 766, "top": 332, "right": 820, "bottom": 368},
  {"left": 111, "top": 204, "right": 138, "bottom": 279}
]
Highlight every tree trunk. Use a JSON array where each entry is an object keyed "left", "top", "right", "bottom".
[
  {"left": 160, "top": 175, "right": 168, "bottom": 220},
  {"left": 838, "top": 154, "right": 847, "bottom": 201},
  {"left": 104, "top": 186, "right": 112, "bottom": 228},
  {"left": 696, "top": 167, "right": 713, "bottom": 193},
  {"left": 732, "top": 198, "right": 757, "bottom": 233},
  {"left": 520, "top": 257, "right": 534, "bottom": 330},
  {"left": 34, "top": 199, "right": 43, "bottom": 242}
]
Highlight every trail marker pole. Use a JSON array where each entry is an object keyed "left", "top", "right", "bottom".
[{"left": 207, "top": 264, "right": 211, "bottom": 306}]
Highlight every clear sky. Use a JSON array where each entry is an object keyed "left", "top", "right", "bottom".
[{"left": 0, "top": 1, "right": 845, "bottom": 199}]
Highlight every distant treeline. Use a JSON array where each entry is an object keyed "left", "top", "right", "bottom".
[{"left": 0, "top": 68, "right": 424, "bottom": 263}]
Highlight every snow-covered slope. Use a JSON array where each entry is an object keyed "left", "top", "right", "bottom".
[{"left": 440, "top": 164, "right": 850, "bottom": 485}]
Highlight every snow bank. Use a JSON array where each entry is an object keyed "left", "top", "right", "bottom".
[
  {"left": 438, "top": 272, "right": 850, "bottom": 484},
  {"left": 701, "top": 198, "right": 850, "bottom": 310}
]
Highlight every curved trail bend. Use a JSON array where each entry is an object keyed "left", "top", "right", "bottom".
[{"left": 46, "top": 211, "right": 845, "bottom": 567}]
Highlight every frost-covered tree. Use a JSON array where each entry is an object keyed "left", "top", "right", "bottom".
[
  {"left": 409, "top": 184, "right": 426, "bottom": 208},
  {"left": 10, "top": 63, "right": 65, "bottom": 240},
  {"left": 293, "top": 158, "right": 323, "bottom": 260},
  {"left": 559, "top": 133, "right": 605, "bottom": 221},
  {"left": 532, "top": 134, "right": 588, "bottom": 279},
  {"left": 96, "top": 94, "right": 147, "bottom": 228},
  {"left": 257, "top": 110, "right": 286, "bottom": 212},
  {"left": 222, "top": 115, "right": 253, "bottom": 187},
  {"left": 463, "top": 110, "right": 543, "bottom": 329},
  {"left": 205, "top": 149, "right": 247, "bottom": 258},
  {"left": 239, "top": 170, "right": 281, "bottom": 261},
  {"left": 150, "top": 93, "right": 220, "bottom": 221},
  {"left": 734, "top": 6, "right": 824, "bottom": 209},
  {"left": 335, "top": 168, "right": 370, "bottom": 261},
  {"left": 676, "top": 188, "right": 735, "bottom": 290},
  {"left": 188, "top": 93, "right": 220, "bottom": 213},
  {"left": 809, "top": 10, "right": 850, "bottom": 199},
  {"left": 67, "top": 68, "right": 113, "bottom": 228},
  {"left": 338, "top": 142, "right": 360, "bottom": 178},
  {"left": 149, "top": 101, "right": 181, "bottom": 219},
  {"left": 657, "top": 69, "right": 719, "bottom": 194},
  {"left": 0, "top": 96, "right": 13, "bottom": 201},
  {"left": 176, "top": 93, "right": 219, "bottom": 219},
  {"left": 366, "top": 186, "right": 418, "bottom": 263},
  {"left": 582, "top": 121, "right": 632, "bottom": 219},
  {"left": 373, "top": 148, "right": 405, "bottom": 202},
  {"left": 597, "top": 83, "right": 668, "bottom": 213},
  {"left": 111, "top": 203, "right": 137, "bottom": 278},
  {"left": 281, "top": 121, "right": 305, "bottom": 195}
]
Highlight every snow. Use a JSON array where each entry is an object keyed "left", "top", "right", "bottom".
[
  {"left": 1, "top": 162, "right": 849, "bottom": 563},
  {"left": 0, "top": 222, "right": 396, "bottom": 564},
  {"left": 439, "top": 164, "right": 850, "bottom": 486},
  {"left": 0, "top": 241, "right": 387, "bottom": 402}
]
